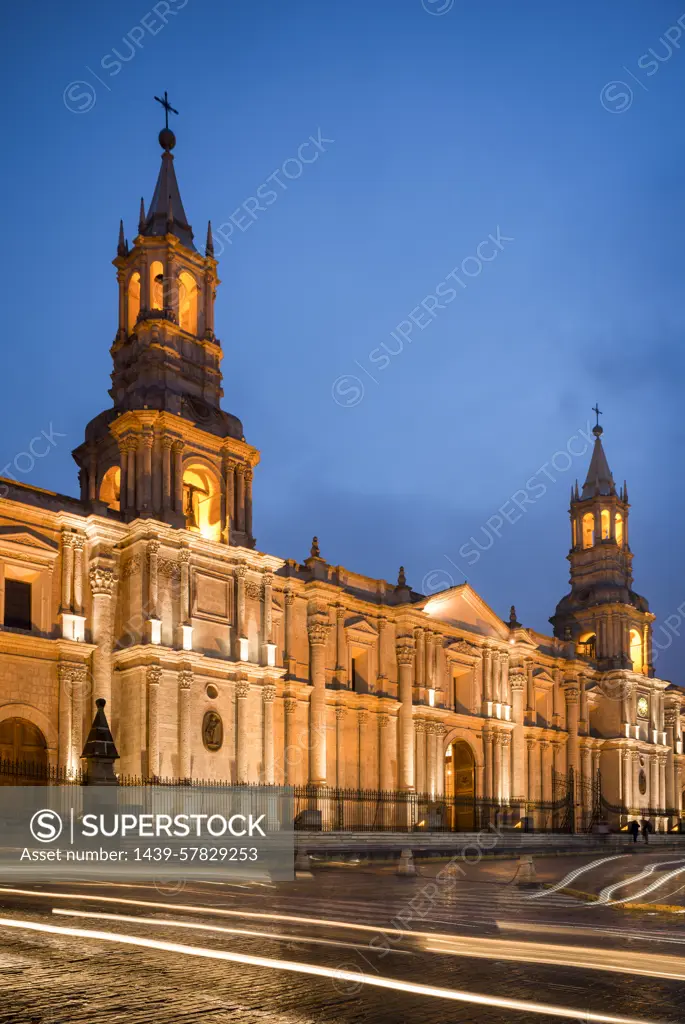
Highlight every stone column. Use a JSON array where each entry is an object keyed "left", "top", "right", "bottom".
[
  {"left": 73, "top": 536, "right": 84, "bottom": 615},
  {"left": 622, "top": 748, "right": 633, "bottom": 811},
  {"left": 376, "top": 616, "right": 388, "bottom": 690},
  {"left": 147, "top": 666, "right": 162, "bottom": 778},
  {"left": 172, "top": 440, "right": 184, "bottom": 514},
  {"left": 526, "top": 737, "right": 537, "bottom": 802},
  {"left": 61, "top": 532, "right": 74, "bottom": 612},
  {"left": 161, "top": 438, "right": 173, "bottom": 512},
  {"left": 235, "top": 564, "right": 247, "bottom": 652},
  {"left": 118, "top": 440, "right": 128, "bottom": 513},
  {"left": 396, "top": 638, "right": 416, "bottom": 791},
  {"left": 649, "top": 753, "right": 659, "bottom": 811},
  {"left": 358, "top": 710, "right": 369, "bottom": 789},
  {"left": 235, "top": 465, "right": 246, "bottom": 533},
  {"left": 675, "top": 761, "right": 684, "bottom": 818},
  {"left": 435, "top": 724, "right": 446, "bottom": 796},
  {"left": 525, "top": 659, "right": 534, "bottom": 723},
  {"left": 564, "top": 684, "right": 580, "bottom": 778},
  {"left": 500, "top": 731, "right": 511, "bottom": 803},
  {"left": 423, "top": 630, "right": 433, "bottom": 695},
  {"left": 510, "top": 673, "right": 526, "bottom": 800},
  {"left": 483, "top": 647, "right": 493, "bottom": 703},
  {"left": 665, "top": 709, "right": 677, "bottom": 813},
  {"left": 484, "top": 728, "right": 494, "bottom": 800},
  {"left": 178, "top": 668, "right": 193, "bottom": 780},
  {"left": 235, "top": 678, "right": 250, "bottom": 783},
  {"left": 501, "top": 651, "right": 510, "bottom": 705},
  {"left": 283, "top": 698, "right": 298, "bottom": 785},
  {"left": 284, "top": 589, "right": 296, "bottom": 676},
  {"left": 658, "top": 754, "right": 667, "bottom": 815},
  {"left": 244, "top": 468, "right": 253, "bottom": 541},
  {"left": 379, "top": 715, "right": 392, "bottom": 791},
  {"left": 492, "top": 732, "right": 502, "bottom": 802},
  {"left": 222, "top": 456, "right": 234, "bottom": 540},
  {"left": 127, "top": 438, "right": 137, "bottom": 511},
  {"left": 414, "top": 628, "right": 425, "bottom": 696},
  {"left": 492, "top": 651, "right": 501, "bottom": 703},
  {"left": 427, "top": 723, "right": 437, "bottom": 798},
  {"left": 415, "top": 720, "right": 426, "bottom": 794},
  {"left": 148, "top": 539, "right": 160, "bottom": 620},
  {"left": 335, "top": 705, "right": 345, "bottom": 788},
  {"left": 262, "top": 571, "right": 273, "bottom": 662},
  {"left": 633, "top": 751, "right": 642, "bottom": 808},
  {"left": 308, "top": 619, "right": 331, "bottom": 785},
  {"left": 142, "top": 429, "right": 153, "bottom": 510},
  {"left": 262, "top": 685, "right": 276, "bottom": 784},
  {"left": 179, "top": 549, "right": 191, "bottom": 625},
  {"left": 336, "top": 605, "right": 347, "bottom": 686},
  {"left": 89, "top": 565, "right": 116, "bottom": 714},
  {"left": 58, "top": 663, "right": 74, "bottom": 772}
]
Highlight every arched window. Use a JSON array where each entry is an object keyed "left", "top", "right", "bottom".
[
  {"left": 182, "top": 464, "right": 221, "bottom": 542},
  {"left": 127, "top": 272, "right": 140, "bottom": 333},
  {"left": 150, "top": 260, "right": 164, "bottom": 310},
  {"left": 179, "top": 271, "right": 198, "bottom": 333},
  {"left": 600, "top": 509, "right": 610, "bottom": 540},
  {"left": 582, "top": 512, "right": 595, "bottom": 549},
  {"left": 99, "top": 466, "right": 121, "bottom": 511},
  {"left": 630, "top": 629, "right": 643, "bottom": 673},
  {"left": 578, "top": 632, "right": 596, "bottom": 659},
  {"left": 615, "top": 513, "right": 624, "bottom": 547}
]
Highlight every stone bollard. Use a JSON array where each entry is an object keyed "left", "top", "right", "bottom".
[
  {"left": 515, "top": 854, "right": 537, "bottom": 884},
  {"left": 295, "top": 849, "right": 313, "bottom": 878},
  {"left": 397, "top": 848, "right": 416, "bottom": 877}
]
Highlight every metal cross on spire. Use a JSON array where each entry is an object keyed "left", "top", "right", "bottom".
[
  {"left": 592, "top": 403, "right": 602, "bottom": 429},
  {"left": 154, "top": 90, "right": 178, "bottom": 130}
]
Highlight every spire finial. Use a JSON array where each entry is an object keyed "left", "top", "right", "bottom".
[
  {"left": 117, "top": 219, "right": 127, "bottom": 257},
  {"left": 509, "top": 605, "right": 521, "bottom": 629},
  {"left": 592, "top": 402, "right": 603, "bottom": 438},
  {"left": 310, "top": 536, "right": 320, "bottom": 558},
  {"left": 397, "top": 565, "right": 407, "bottom": 588},
  {"left": 205, "top": 220, "right": 215, "bottom": 258},
  {"left": 138, "top": 197, "right": 146, "bottom": 234},
  {"left": 154, "top": 90, "right": 179, "bottom": 151}
]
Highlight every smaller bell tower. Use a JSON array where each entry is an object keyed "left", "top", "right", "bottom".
[{"left": 550, "top": 408, "right": 653, "bottom": 674}]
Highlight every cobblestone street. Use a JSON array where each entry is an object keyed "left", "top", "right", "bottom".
[{"left": 0, "top": 859, "right": 681, "bottom": 1024}]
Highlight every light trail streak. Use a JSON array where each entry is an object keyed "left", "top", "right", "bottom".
[
  {"left": 499, "top": 920, "right": 685, "bottom": 945},
  {"left": 51, "top": 908, "right": 412, "bottom": 955},
  {"left": 425, "top": 934, "right": 685, "bottom": 981},
  {"left": 598, "top": 860, "right": 685, "bottom": 905},
  {"left": 524, "top": 855, "right": 628, "bottom": 900},
  {"left": 0, "top": 916, "right": 654, "bottom": 1024}
]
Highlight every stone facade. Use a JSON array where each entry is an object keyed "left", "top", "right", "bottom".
[{"left": 0, "top": 118, "right": 683, "bottom": 830}]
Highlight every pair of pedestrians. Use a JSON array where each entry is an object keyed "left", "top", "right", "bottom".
[{"left": 629, "top": 819, "right": 652, "bottom": 843}]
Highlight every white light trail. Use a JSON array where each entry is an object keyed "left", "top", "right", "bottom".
[
  {"left": 51, "top": 908, "right": 412, "bottom": 955},
  {"left": 524, "top": 855, "right": 628, "bottom": 900},
  {"left": 598, "top": 860, "right": 685, "bottom": 905},
  {"left": 0, "top": 916, "right": 654, "bottom": 1024}
]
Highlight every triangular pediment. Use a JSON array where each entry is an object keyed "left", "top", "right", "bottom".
[
  {"left": 533, "top": 669, "right": 554, "bottom": 687},
  {"left": 344, "top": 616, "right": 378, "bottom": 637},
  {"left": 418, "top": 584, "right": 509, "bottom": 640},
  {"left": 0, "top": 526, "right": 58, "bottom": 553}
]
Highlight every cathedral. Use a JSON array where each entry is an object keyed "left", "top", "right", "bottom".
[{"left": 0, "top": 109, "right": 682, "bottom": 831}]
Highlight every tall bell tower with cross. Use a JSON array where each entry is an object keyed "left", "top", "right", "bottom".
[
  {"left": 72, "top": 94, "right": 259, "bottom": 547},
  {"left": 550, "top": 406, "right": 654, "bottom": 674}
]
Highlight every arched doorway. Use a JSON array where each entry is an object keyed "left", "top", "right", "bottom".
[
  {"left": 445, "top": 739, "right": 476, "bottom": 830},
  {"left": 0, "top": 717, "right": 48, "bottom": 779}
]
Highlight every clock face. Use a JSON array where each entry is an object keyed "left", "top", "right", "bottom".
[{"left": 637, "top": 696, "right": 649, "bottom": 719}]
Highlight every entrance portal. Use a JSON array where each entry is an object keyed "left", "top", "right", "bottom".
[
  {"left": 445, "top": 739, "right": 476, "bottom": 830},
  {"left": 0, "top": 717, "right": 48, "bottom": 781}
]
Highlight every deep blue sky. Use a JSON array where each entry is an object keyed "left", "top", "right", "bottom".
[{"left": 3, "top": 0, "right": 685, "bottom": 679}]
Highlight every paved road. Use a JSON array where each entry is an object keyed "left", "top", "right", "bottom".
[{"left": 0, "top": 866, "right": 682, "bottom": 1024}]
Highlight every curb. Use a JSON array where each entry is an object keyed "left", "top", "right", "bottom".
[{"left": 614, "top": 902, "right": 685, "bottom": 914}]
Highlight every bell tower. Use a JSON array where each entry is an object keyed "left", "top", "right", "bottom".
[
  {"left": 550, "top": 408, "right": 653, "bottom": 674},
  {"left": 72, "top": 95, "right": 258, "bottom": 547}
]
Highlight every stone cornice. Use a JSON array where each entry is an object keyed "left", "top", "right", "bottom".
[
  {"left": 0, "top": 633, "right": 96, "bottom": 660},
  {"left": 107, "top": 411, "right": 260, "bottom": 468}
]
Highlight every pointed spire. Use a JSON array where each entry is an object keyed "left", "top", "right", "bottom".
[
  {"left": 166, "top": 192, "right": 174, "bottom": 234},
  {"left": 140, "top": 105, "right": 196, "bottom": 250},
  {"left": 138, "top": 197, "right": 146, "bottom": 234},
  {"left": 623, "top": 479, "right": 628, "bottom": 502},
  {"left": 509, "top": 605, "right": 521, "bottom": 629},
  {"left": 581, "top": 413, "right": 616, "bottom": 499},
  {"left": 575, "top": 480, "right": 580, "bottom": 501},
  {"left": 117, "top": 219, "right": 127, "bottom": 257},
  {"left": 205, "top": 220, "right": 214, "bottom": 258},
  {"left": 396, "top": 566, "right": 407, "bottom": 588}
]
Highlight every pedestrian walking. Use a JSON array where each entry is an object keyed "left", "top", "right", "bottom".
[
  {"left": 629, "top": 819, "right": 639, "bottom": 843},
  {"left": 641, "top": 818, "right": 652, "bottom": 844}
]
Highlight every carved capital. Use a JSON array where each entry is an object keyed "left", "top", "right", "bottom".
[
  {"left": 161, "top": 436, "right": 174, "bottom": 451},
  {"left": 336, "top": 604, "right": 346, "bottom": 621},
  {"left": 262, "top": 571, "right": 274, "bottom": 590},
  {"left": 244, "top": 468, "right": 253, "bottom": 484},
  {"left": 148, "top": 539, "right": 161, "bottom": 557},
  {"left": 284, "top": 698, "right": 298, "bottom": 715},
  {"left": 235, "top": 679, "right": 250, "bottom": 699},
  {"left": 357, "top": 710, "right": 369, "bottom": 725},
  {"left": 72, "top": 534, "right": 85, "bottom": 552},
  {"left": 378, "top": 714, "right": 390, "bottom": 728},
  {"left": 665, "top": 708, "right": 679, "bottom": 727},
  {"left": 564, "top": 685, "right": 580, "bottom": 704},
  {"left": 395, "top": 641, "right": 415, "bottom": 666},
  {"left": 414, "top": 719, "right": 426, "bottom": 734},
  {"left": 89, "top": 565, "right": 117, "bottom": 596},
  {"left": 234, "top": 563, "right": 248, "bottom": 579},
  {"left": 284, "top": 589, "right": 295, "bottom": 607},
  {"left": 335, "top": 705, "right": 346, "bottom": 721},
  {"left": 509, "top": 673, "right": 526, "bottom": 692},
  {"left": 178, "top": 669, "right": 193, "bottom": 691},
  {"left": 147, "top": 666, "right": 163, "bottom": 686},
  {"left": 171, "top": 439, "right": 184, "bottom": 454},
  {"left": 61, "top": 532, "right": 75, "bottom": 549},
  {"left": 308, "top": 620, "right": 332, "bottom": 646},
  {"left": 262, "top": 684, "right": 276, "bottom": 703},
  {"left": 178, "top": 549, "right": 191, "bottom": 565}
]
